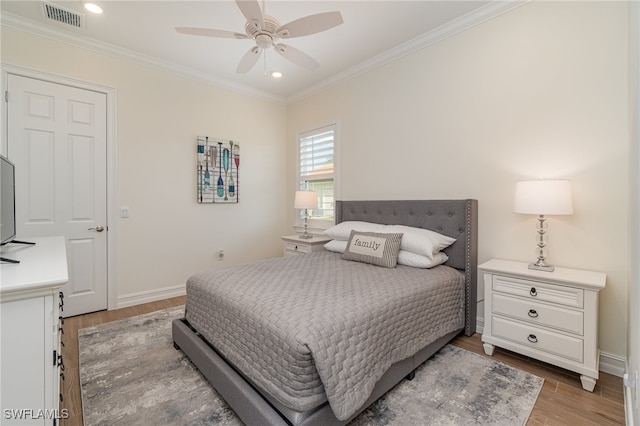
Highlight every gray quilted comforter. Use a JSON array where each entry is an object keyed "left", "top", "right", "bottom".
[{"left": 185, "top": 251, "right": 464, "bottom": 421}]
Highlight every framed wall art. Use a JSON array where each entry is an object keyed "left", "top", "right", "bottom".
[{"left": 196, "top": 136, "right": 240, "bottom": 204}]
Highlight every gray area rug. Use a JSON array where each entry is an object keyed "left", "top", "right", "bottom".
[{"left": 79, "top": 306, "right": 543, "bottom": 425}]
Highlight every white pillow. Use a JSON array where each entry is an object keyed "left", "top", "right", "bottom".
[
  {"left": 323, "top": 221, "right": 384, "bottom": 240},
  {"left": 324, "top": 239, "right": 348, "bottom": 253},
  {"left": 382, "top": 225, "right": 456, "bottom": 259},
  {"left": 397, "top": 251, "right": 448, "bottom": 269},
  {"left": 325, "top": 240, "right": 449, "bottom": 269},
  {"left": 325, "top": 222, "right": 456, "bottom": 259}
]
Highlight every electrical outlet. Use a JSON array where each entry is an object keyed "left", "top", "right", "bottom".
[{"left": 218, "top": 249, "right": 224, "bottom": 261}]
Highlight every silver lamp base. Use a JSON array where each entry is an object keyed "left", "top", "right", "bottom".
[
  {"left": 528, "top": 214, "right": 554, "bottom": 272},
  {"left": 299, "top": 208, "right": 312, "bottom": 239}
]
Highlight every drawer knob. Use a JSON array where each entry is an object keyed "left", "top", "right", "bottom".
[
  {"left": 527, "top": 334, "right": 538, "bottom": 343},
  {"left": 528, "top": 309, "right": 539, "bottom": 318},
  {"left": 529, "top": 287, "right": 537, "bottom": 297},
  {"left": 294, "top": 245, "right": 298, "bottom": 250}
]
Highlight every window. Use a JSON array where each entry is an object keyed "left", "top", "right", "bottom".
[{"left": 297, "top": 124, "right": 337, "bottom": 225}]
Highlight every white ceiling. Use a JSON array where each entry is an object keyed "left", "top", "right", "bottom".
[{"left": 0, "top": 1, "right": 523, "bottom": 103}]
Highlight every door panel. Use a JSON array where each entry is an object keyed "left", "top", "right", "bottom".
[
  {"left": 69, "top": 238, "right": 97, "bottom": 294},
  {"left": 70, "top": 135, "right": 96, "bottom": 220},
  {"left": 8, "top": 74, "right": 108, "bottom": 317},
  {"left": 25, "top": 130, "right": 56, "bottom": 223}
]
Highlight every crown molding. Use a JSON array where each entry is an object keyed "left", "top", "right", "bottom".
[
  {"left": 2, "top": 1, "right": 528, "bottom": 106},
  {"left": 0, "top": 12, "right": 287, "bottom": 105},
  {"left": 286, "top": 0, "right": 530, "bottom": 104}
]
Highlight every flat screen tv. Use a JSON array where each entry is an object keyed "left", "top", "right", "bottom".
[{"left": 1, "top": 155, "right": 16, "bottom": 245}]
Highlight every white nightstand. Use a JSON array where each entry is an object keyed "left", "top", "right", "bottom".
[
  {"left": 479, "top": 258, "right": 606, "bottom": 391},
  {"left": 281, "top": 235, "right": 332, "bottom": 257}
]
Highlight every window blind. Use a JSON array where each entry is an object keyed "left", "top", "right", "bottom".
[
  {"left": 298, "top": 125, "right": 336, "bottom": 221},
  {"left": 299, "top": 128, "right": 334, "bottom": 181}
]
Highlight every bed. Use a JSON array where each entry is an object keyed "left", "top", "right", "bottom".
[{"left": 172, "top": 199, "right": 478, "bottom": 425}]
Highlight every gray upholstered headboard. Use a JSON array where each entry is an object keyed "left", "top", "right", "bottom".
[{"left": 335, "top": 199, "right": 478, "bottom": 336}]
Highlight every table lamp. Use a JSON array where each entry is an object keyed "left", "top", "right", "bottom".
[
  {"left": 294, "top": 190, "right": 318, "bottom": 239},
  {"left": 514, "top": 179, "right": 573, "bottom": 272}
]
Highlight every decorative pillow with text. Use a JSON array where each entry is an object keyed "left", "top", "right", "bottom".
[{"left": 342, "top": 231, "right": 403, "bottom": 268}]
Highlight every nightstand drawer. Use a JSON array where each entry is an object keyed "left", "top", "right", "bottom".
[
  {"left": 284, "top": 242, "right": 312, "bottom": 254},
  {"left": 492, "top": 316, "right": 583, "bottom": 363},
  {"left": 492, "top": 294, "right": 584, "bottom": 335},
  {"left": 282, "top": 235, "right": 332, "bottom": 257},
  {"left": 493, "top": 275, "right": 584, "bottom": 308}
]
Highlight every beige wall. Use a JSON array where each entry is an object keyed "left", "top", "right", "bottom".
[
  {"left": 1, "top": 27, "right": 288, "bottom": 303},
  {"left": 1, "top": 1, "right": 630, "bottom": 361},
  {"left": 287, "top": 1, "right": 629, "bottom": 358}
]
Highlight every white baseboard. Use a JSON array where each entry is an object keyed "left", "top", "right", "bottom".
[
  {"left": 117, "top": 284, "right": 185, "bottom": 309},
  {"left": 600, "top": 352, "right": 626, "bottom": 378},
  {"left": 475, "top": 316, "right": 625, "bottom": 377},
  {"left": 475, "top": 316, "right": 484, "bottom": 334}
]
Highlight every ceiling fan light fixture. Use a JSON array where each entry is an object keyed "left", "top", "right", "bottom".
[{"left": 255, "top": 34, "right": 272, "bottom": 49}]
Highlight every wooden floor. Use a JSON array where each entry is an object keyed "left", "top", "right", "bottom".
[{"left": 61, "top": 296, "right": 626, "bottom": 426}]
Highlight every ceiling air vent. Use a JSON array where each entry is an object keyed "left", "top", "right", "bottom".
[{"left": 42, "top": 2, "right": 85, "bottom": 29}]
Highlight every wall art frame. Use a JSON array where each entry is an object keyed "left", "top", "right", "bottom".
[{"left": 196, "top": 136, "right": 239, "bottom": 204}]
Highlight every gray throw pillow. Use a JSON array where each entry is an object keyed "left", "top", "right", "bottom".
[{"left": 342, "top": 231, "right": 403, "bottom": 268}]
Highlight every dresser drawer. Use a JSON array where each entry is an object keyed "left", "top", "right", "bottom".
[
  {"left": 492, "top": 316, "right": 583, "bottom": 363},
  {"left": 284, "top": 242, "right": 312, "bottom": 254},
  {"left": 493, "top": 275, "right": 584, "bottom": 308},
  {"left": 492, "top": 294, "right": 584, "bottom": 335}
]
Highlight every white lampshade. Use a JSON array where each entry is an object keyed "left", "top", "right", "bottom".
[
  {"left": 514, "top": 180, "right": 574, "bottom": 215},
  {"left": 294, "top": 190, "right": 318, "bottom": 209}
]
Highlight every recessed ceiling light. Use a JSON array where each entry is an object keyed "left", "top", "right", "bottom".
[
  {"left": 84, "top": 3, "right": 103, "bottom": 14},
  {"left": 271, "top": 71, "right": 283, "bottom": 78}
]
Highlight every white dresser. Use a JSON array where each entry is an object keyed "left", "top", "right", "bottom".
[
  {"left": 1, "top": 237, "right": 68, "bottom": 425},
  {"left": 479, "top": 258, "right": 606, "bottom": 391},
  {"left": 281, "top": 234, "right": 332, "bottom": 256}
]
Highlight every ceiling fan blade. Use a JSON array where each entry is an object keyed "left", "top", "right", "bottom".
[
  {"left": 175, "top": 27, "right": 248, "bottom": 39},
  {"left": 236, "top": 0, "right": 264, "bottom": 31},
  {"left": 276, "top": 11, "right": 343, "bottom": 39},
  {"left": 237, "top": 46, "right": 262, "bottom": 73},
  {"left": 274, "top": 43, "right": 320, "bottom": 70}
]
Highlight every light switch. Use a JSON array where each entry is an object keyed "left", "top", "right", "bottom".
[{"left": 121, "top": 206, "right": 130, "bottom": 218}]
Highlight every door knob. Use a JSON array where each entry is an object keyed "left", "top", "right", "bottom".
[{"left": 88, "top": 225, "right": 105, "bottom": 232}]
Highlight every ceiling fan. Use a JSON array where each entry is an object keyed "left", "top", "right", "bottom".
[{"left": 176, "top": 0, "right": 344, "bottom": 74}]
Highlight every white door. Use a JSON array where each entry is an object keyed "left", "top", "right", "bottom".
[{"left": 7, "top": 74, "right": 108, "bottom": 317}]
